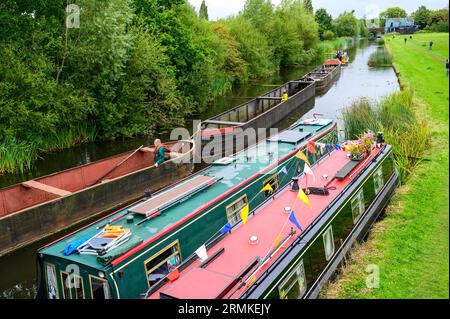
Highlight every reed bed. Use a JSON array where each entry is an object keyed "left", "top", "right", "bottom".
[
  {"left": 0, "top": 126, "right": 97, "bottom": 175},
  {"left": 341, "top": 91, "right": 430, "bottom": 184},
  {"left": 368, "top": 48, "right": 392, "bottom": 67}
]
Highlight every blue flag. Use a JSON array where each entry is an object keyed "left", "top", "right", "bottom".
[
  {"left": 288, "top": 211, "right": 303, "bottom": 232},
  {"left": 334, "top": 143, "right": 342, "bottom": 150},
  {"left": 219, "top": 223, "right": 232, "bottom": 234},
  {"left": 326, "top": 144, "right": 333, "bottom": 153},
  {"left": 279, "top": 166, "right": 288, "bottom": 175}
]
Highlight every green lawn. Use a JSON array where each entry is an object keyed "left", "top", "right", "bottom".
[{"left": 322, "top": 33, "right": 449, "bottom": 299}]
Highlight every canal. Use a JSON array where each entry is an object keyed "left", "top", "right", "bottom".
[{"left": 0, "top": 40, "right": 399, "bottom": 299}]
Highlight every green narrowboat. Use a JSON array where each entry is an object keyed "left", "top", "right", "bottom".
[
  {"left": 36, "top": 118, "right": 338, "bottom": 299},
  {"left": 145, "top": 134, "right": 399, "bottom": 299}
]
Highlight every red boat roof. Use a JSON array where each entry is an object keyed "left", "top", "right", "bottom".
[
  {"left": 324, "top": 59, "right": 341, "bottom": 66},
  {"left": 150, "top": 147, "right": 380, "bottom": 299}
]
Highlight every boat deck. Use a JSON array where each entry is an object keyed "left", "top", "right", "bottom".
[
  {"left": 39, "top": 120, "right": 335, "bottom": 269},
  {"left": 150, "top": 147, "right": 381, "bottom": 299}
]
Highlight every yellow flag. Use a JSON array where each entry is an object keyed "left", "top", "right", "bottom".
[
  {"left": 297, "top": 188, "right": 311, "bottom": 207},
  {"left": 260, "top": 183, "right": 274, "bottom": 193},
  {"left": 343, "top": 144, "right": 351, "bottom": 151},
  {"left": 240, "top": 204, "right": 249, "bottom": 224},
  {"left": 273, "top": 232, "right": 282, "bottom": 248},
  {"left": 295, "top": 150, "right": 311, "bottom": 167}
]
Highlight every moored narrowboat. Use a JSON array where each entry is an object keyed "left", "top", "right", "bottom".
[
  {"left": 146, "top": 134, "right": 399, "bottom": 299},
  {"left": 303, "top": 59, "right": 342, "bottom": 96},
  {"left": 36, "top": 118, "right": 338, "bottom": 299},
  {"left": 0, "top": 140, "right": 194, "bottom": 256},
  {"left": 199, "top": 80, "right": 315, "bottom": 161}
]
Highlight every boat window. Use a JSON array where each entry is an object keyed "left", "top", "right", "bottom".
[
  {"left": 225, "top": 195, "right": 249, "bottom": 226},
  {"left": 145, "top": 241, "right": 181, "bottom": 288},
  {"left": 323, "top": 226, "right": 335, "bottom": 261},
  {"left": 278, "top": 260, "right": 307, "bottom": 299},
  {"left": 351, "top": 189, "right": 365, "bottom": 223},
  {"left": 60, "top": 272, "right": 72, "bottom": 299},
  {"left": 45, "top": 263, "right": 59, "bottom": 299},
  {"left": 373, "top": 167, "right": 384, "bottom": 195},
  {"left": 89, "top": 275, "right": 111, "bottom": 299},
  {"left": 262, "top": 174, "right": 279, "bottom": 198},
  {"left": 74, "top": 276, "right": 85, "bottom": 299}
]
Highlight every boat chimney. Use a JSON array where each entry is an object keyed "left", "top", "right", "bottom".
[
  {"left": 144, "top": 188, "right": 152, "bottom": 199},
  {"left": 291, "top": 177, "right": 300, "bottom": 191}
]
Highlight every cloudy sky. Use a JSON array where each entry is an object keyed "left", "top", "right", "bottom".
[{"left": 188, "top": 0, "right": 448, "bottom": 20}]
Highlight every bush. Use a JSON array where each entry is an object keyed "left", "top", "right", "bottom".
[{"left": 323, "top": 30, "right": 335, "bottom": 40}]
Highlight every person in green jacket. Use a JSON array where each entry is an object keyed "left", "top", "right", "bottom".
[{"left": 154, "top": 139, "right": 166, "bottom": 167}]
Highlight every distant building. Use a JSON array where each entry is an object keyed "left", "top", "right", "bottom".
[{"left": 384, "top": 17, "right": 418, "bottom": 34}]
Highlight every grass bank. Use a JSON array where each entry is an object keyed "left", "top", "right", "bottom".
[{"left": 322, "top": 32, "right": 449, "bottom": 298}]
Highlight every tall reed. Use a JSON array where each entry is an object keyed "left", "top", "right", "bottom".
[
  {"left": 341, "top": 91, "right": 430, "bottom": 184},
  {"left": 368, "top": 48, "right": 392, "bottom": 67}
]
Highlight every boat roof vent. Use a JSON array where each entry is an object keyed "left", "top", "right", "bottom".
[{"left": 268, "top": 131, "right": 312, "bottom": 144}]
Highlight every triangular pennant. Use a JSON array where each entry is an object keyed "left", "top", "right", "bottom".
[
  {"left": 273, "top": 232, "right": 283, "bottom": 248},
  {"left": 167, "top": 268, "right": 180, "bottom": 282},
  {"left": 279, "top": 166, "right": 288, "bottom": 175},
  {"left": 303, "top": 162, "right": 316, "bottom": 182},
  {"left": 307, "top": 141, "right": 317, "bottom": 154},
  {"left": 288, "top": 210, "right": 303, "bottom": 232},
  {"left": 334, "top": 143, "right": 342, "bottom": 150},
  {"left": 295, "top": 150, "right": 311, "bottom": 167},
  {"left": 297, "top": 188, "right": 311, "bottom": 207},
  {"left": 219, "top": 223, "right": 232, "bottom": 234},
  {"left": 240, "top": 204, "right": 249, "bottom": 224},
  {"left": 246, "top": 274, "right": 257, "bottom": 287},
  {"left": 326, "top": 144, "right": 333, "bottom": 153},
  {"left": 260, "top": 184, "right": 274, "bottom": 194},
  {"left": 195, "top": 244, "right": 208, "bottom": 262}
]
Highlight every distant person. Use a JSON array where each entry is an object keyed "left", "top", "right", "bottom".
[
  {"left": 281, "top": 90, "right": 288, "bottom": 102},
  {"left": 404, "top": 37, "right": 407, "bottom": 44},
  {"left": 409, "top": 35, "right": 413, "bottom": 40},
  {"left": 154, "top": 139, "right": 166, "bottom": 167},
  {"left": 429, "top": 40, "right": 433, "bottom": 50},
  {"left": 446, "top": 59, "right": 449, "bottom": 77}
]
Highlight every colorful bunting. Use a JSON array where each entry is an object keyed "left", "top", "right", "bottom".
[
  {"left": 288, "top": 211, "right": 303, "bottom": 232},
  {"left": 167, "top": 268, "right": 180, "bottom": 282},
  {"left": 246, "top": 274, "right": 257, "bottom": 287},
  {"left": 195, "top": 244, "right": 208, "bottom": 262},
  {"left": 279, "top": 166, "right": 288, "bottom": 175},
  {"left": 297, "top": 188, "right": 311, "bottom": 207},
  {"left": 326, "top": 144, "right": 333, "bottom": 153},
  {"left": 303, "top": 162, "right": 315, "bottom": 182},
  {"left": 295, "top": 150, "right": 311, "bottom": 166},
  {"left": 307, "top": 141, "right": 317, "bottom": 154},
  {"left": 219, "top": 223, "right": 232, "bottom": 234},
  {"left": 240, "top": 204, "right": 249, "bottom": 224},
  {"left": 273, "top": 232, "right": 283, "bottom": 248},
  {"left": 260, "top": 184, "right": 274, "bottom": 194},
  {"left": 334, "top": 143, "right": 342, "bottom": 150}
]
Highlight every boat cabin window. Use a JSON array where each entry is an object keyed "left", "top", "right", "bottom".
[
  {"left": 262, "top": 174, "right": 279, "bottom": 198},
  {"left": 351, "top": 189, "right": 365, "bottom": 224},
  {"left": 145, "top": 241, "right": 181, "bottom": 288},
  {"left": 60, "top": 271, "right": 85, "bottom": 299},
  {"left": 323, "top": 226, "right": 335, "bottom": 261},
  {"left": 373, "top": 168, "right": 384, "bottom": 195},
  {"left": 278, "top": 260, "right": 307, "bottom": 299},
  {"left": 226, "top": 195, "right": 249, "bottom": 226},
  {"left": 45, "top": 263, "right": 59, "bottom": 299},
  {"left": 89, "top": 275, "right": 111, "bottom": 299}
]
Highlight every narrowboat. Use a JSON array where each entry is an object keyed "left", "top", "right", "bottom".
[
  {"left": 199, "top": 80, "right": 315, "bottom": 161},
  {"left": 145, "top": 134, "right": 399, "bottom": 299},
  {"left": 304, "top": 59, "right": 342, "bottom": 96},
  {"left": 36, "top": 118, "right": 338, "bottom": 299},
  {"left": 0, "top": 140, "right": 194, "bottom": 256}
]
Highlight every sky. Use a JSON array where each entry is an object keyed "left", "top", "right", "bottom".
[{"left": 188, "top": 0, "right": 449, "bottom": 20}]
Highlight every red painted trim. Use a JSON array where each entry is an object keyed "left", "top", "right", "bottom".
[{"left": 111, "top": 122, "right": 337, "bottom": 266}]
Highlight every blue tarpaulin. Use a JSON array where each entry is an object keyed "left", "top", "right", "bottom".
[{"left": 63, "top": 231, "right": 102, "bottom": 256}]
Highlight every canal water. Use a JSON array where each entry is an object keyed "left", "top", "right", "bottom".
[{"left": 0, "top": 40, "right": 399, "bottom": 299}]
